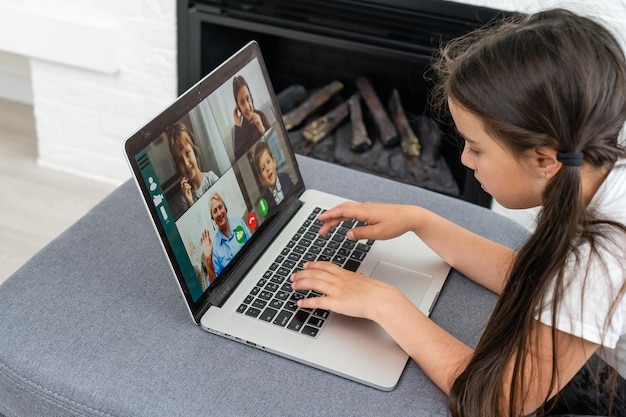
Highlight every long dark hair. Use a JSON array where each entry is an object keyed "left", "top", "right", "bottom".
[{"left": 432, "top": 9, "right": 626, "bottom": 416}]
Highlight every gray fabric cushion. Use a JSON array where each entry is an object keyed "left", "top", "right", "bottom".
[{"left": 0, "top": 155, "right": 529, "bottom": 417}]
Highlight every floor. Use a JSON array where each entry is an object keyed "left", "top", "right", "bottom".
[{"left": 0, "top": 99, "right": 116, "bottom": 284}]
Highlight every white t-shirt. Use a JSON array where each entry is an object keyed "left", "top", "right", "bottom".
[{"left": 537, "top": 159, "right": 626, "bottom": 378}]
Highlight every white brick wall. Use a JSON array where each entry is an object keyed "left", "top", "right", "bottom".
[{"left": 28, "top": 0, "right": 177, "bottom": 184}]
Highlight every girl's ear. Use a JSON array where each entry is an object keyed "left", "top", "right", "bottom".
[{"left": 532, "top": 146, "right": 562, "bottom": 179}]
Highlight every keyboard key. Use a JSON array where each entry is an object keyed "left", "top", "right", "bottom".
[
  {"left": 313, "top": 309, "right": 330, "bottom": 319},
  {"left": 287, "top": 310, "right": 309, "bottom": 332},
  {"left": 350, "top": 250, "right": 366, "bottom": 261},
  {"left": 332, "top": 255, "right": 346, "bottom": 265},
  {"left": 245, "top": 307, "right": 261, "bottom": 318},
  {"left": 282, "top": 259, "right": 296, "bottom": 269},
  {"left": 270, "top": 274, "right": 285, "bottom": 285},
  {"left": 356, "top": 243, "right": 370, "bottom": 252},
  {"left": 259, "top": 307, "right": 278, "bottom": 322},
  {"left": 343, "top": 259, "right": 361, "bottom": 272},
  {"left": 237, "top": 304, "right": 247, "bottom": 313},
  {"left": 307, "top": 316, "right": 325, "bottom": 328},
  {"left": 290, "top": 292, "right": 306, "bottom": 302},
  {"left": 252, "top": 299, "right": 267, "bottom": 309},
  {"left": 342, "top": 241, "right": 355, "bottom": 250},
  {"left": 326, "top": 240, "right": 339, "bottom": 249},
  {"left": 331, "top": 234, "right": 344, "bottom": 242},
  {"left": 338, "top": 247, "right": 350, "bottom": 257},
  {"left": 313, "top": 238, "right": 326, "bottom": 247},
  {"left": 301, "top": 325, "right": 320, "bottom": 337},
  {"left": 275, "top": 291, "right": 289, "bottom": 301},
  {"left": 258, "top": 291, "right": 273, "bottom": 300},
  {"left": 273, "top": 310, "right": 293, "bottom": 327},
  {"left": 276, "top": 267, "right": 291, "bottom": 277}
]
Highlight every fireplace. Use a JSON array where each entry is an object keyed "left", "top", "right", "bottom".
[{"left": 177, "top": 0, "right": 509, "bottom": 207}]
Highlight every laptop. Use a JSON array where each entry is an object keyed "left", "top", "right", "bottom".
[{"left": 124, "top": 41, "right": 450, "bottom": 391}]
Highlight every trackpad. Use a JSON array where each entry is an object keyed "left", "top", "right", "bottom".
[{"left": 370, "top": 261, "right": 432, "bottom": 308}]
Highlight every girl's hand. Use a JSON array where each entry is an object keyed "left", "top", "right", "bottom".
[
  {"left": 233, "top": 106, "right": 242, "bottom": 126},
  {"left": 290, "top": 261, "right": 402, "bottom": 321},
  {"left": 180, "top": 177, "right": 193, "bottom": 206},
  {"left": 250, "top": 112, "right": 265, "bottom": 134},
  {"left": 318, "top": 202, "right": 421, "bottom": 241}
]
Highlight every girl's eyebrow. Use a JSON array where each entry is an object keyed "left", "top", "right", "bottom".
[{"left": 455, "top": 128, "right": 477, "bottom": 144}]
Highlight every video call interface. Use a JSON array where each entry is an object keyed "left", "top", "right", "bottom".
[{"left": 135, "top": 58, "right": 300, "bottom": 302}]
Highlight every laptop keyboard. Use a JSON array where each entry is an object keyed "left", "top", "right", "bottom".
[{"left": 236, "top": 207, "right": 374, "bottom": 338}]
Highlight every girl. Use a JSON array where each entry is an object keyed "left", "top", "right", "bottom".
[
  {"left": 291, "top": 9, "right": 626, "bottom": 416},
  {"left": 232, "top": 75, "right": 271, "bottom": 159}
]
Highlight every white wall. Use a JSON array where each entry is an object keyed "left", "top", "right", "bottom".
[{"left": 0, "top": 0, "right": 178, "bottom": 184}]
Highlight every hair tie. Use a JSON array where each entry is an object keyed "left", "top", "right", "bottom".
[{"left": 557, "top": 151, "right": 584, "bottom": 167}]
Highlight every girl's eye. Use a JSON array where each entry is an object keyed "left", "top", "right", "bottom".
[{"left": 463, "top": 141, "right": 479, "bottom": 156}]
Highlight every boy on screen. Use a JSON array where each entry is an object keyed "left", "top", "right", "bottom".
[{"left": 253, "top": 141, "right": 294, "bottom": 211}]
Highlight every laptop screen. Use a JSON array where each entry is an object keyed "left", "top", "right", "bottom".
[{"left": 125, "top": 42, "right": 304, "bottom": 317}]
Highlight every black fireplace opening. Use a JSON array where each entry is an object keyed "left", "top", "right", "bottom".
[{"left": 177, "top": 0, "right": 510, "bottom": 207}]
